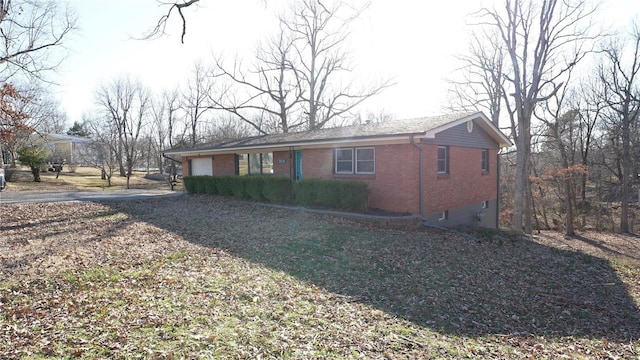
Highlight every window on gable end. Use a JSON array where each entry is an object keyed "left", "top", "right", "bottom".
[
  {"left": 481, "top": 149, "right": 489, "bottom": 173},
  {"left": 437, "top": 146, "right": 449, "bottom": 174}
]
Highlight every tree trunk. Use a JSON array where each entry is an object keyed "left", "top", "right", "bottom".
[
  {"left": 30, "top": 166, "right": 41, "bottom": 182},
  {"left": 512, "top": 134, "right": 526, "bottom": 232},
  {"left": 620, "top": 118, "right": 631, "bottom": 233},
  {"left": 117, "top": 140, "right": 126, "bottom": 177},
  {"left": 564, "top": 177, "right": 575, "bottom": 236},
  {"left": 556, "top": 126, "right": 575, "bottom": 236}
]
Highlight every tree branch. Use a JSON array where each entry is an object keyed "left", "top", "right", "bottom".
[{"left": 144, "top": 0, "right": 201, "bottom": 43}]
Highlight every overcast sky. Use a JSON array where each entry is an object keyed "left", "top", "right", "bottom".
[{"left": 55, "top": 0, "right": 640, "bottom": 128}]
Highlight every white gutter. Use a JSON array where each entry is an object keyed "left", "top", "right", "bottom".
[
  {"left": 410, "top": 135, "right": 425, "bottom": 218},
  {"left": 164, "top": 134, "right": 423, "bottom": 157}
]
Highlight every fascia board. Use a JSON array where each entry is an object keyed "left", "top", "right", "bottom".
[
  {"left": 423, "top": 112, "right": 512, "bottom": 147},
  {"left": 164, "top": 135, "right": 414, "bottom": 157}
]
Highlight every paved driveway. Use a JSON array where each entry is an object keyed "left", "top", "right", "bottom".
[{"left": 0, "top": 189, "right": 185, "bottom": 205}]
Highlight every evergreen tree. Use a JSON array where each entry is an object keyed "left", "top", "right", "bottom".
[{"left": 66, "top": 121, "right": 91, "bottom": 137}]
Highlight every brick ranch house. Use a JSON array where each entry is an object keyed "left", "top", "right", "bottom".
[{"left": 164, "top": 112, "right": 511, "bottom": 228}]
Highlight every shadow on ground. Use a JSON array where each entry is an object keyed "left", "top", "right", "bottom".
[{"left": 112, "top": 195, "right": 640, "bottom": 340}]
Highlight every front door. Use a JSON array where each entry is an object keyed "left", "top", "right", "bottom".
[{"left": 295, "top": 150, "right": 302, "bottom": 180}]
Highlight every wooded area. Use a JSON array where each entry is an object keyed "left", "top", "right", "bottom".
[{"left": 447, "top": 0, "right": 640, "bottom": 235}]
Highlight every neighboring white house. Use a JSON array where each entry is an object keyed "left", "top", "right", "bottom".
[{"left": 41, "top": 134, "right": 94, "bottom": 165}]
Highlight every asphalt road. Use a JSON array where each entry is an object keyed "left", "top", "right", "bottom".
[{"left": 0, "top": 189, "right": 185, "bottom": 205}]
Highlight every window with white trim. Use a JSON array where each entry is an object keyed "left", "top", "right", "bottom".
[
  {"left": 335, "top": 147, "right": 375, "bottom": 174},
  {"left": 356, "top": 148, "right": 375, "bottom": 174},
  {"left": 237, "top": 152, "right": 273, "bottom": 175},
  {"left": 437, "top": 146, "right": 449, "bottom": 174},
  {"left": 481, "top": 149, "right": 489, "bottom": 172}
]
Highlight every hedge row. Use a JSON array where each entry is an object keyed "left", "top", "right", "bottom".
[
  {"left": 183, "top": 175, "right": 292, "bottom": 203},
  {"left": 294, "top": 178, "right": 370, "bottom": 211},
  {"left": 183, "top": 175, "right": 369, "bottom": 211}
]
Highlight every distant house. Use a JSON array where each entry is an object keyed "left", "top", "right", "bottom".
[
  {"left": 40, "top": 134, "right": 93, "bottom": 165},
  {"left": 164, "top": 112, "right": 511, "bottom": 228}
]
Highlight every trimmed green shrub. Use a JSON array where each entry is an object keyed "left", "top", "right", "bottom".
[
  {"left": 338, "top": 180, "right": 370, "bottom": 211},
  {"left": 215, "top": 176, "right": 235, "bottom": 196},
  {"left": 204, "top": 177, "right": 219, "bottom": 195},
  {"left": 263, "top": 176, "right": 293, "bottom": 203},
  {"left": 184, "top": 176, "right": 205, "bottom": 193},
  {"left": 317, "top": 179, "right": 341, "bottom": 208},
  {"left": 294, "top": 178, "right": 368, "bottom": 211},
  {"left": 183, "top": 176, "right": 195, "bottom": 193},
  {"left": 294, "top": 179, "right": 319, "bottom": 206},
  {"left": 185, "top": 175, "right": 367, "bottom": 212},
  {"left": 245, "top": 176, "right": 265, "bottom": 201},
  {"left": 231, "top": 178, "right": 246, "bottom": 199}
]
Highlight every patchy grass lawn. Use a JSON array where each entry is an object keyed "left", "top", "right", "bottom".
[
  {"left": 4, "top": 166, "right": 169, "bottom": 192},
  {"left": 1, "top": 195, "right": 639, "bottom": 359}
]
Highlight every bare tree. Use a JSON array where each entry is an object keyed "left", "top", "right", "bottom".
[
  {"left": 0, "top": 0, "right": 76, "bottom": 82},
  {"left": 447, "top": 29, "right": 506, "bottom": 126},
  {"left": 151, "top": 88, "right": 182, "bottom": 173},
  {"left": 211, "top": 27, "right": 305, "bottom": 134},
  {"left": 596, "top": 24, "right": 640, "bottom": 233},
  {"left": 281, "top": 0, "right": 392, "bottom": 130},
  {"left": 83, "top": 113, "right": 119, "bottom": 187},
  {"left": 15, "top": 84, "right": 67, "bottom": 134},
  {"left": 477, "top": 0, "right": 597, "bottom": 233},
  {"left": 536, "top": 90, "right": 581, "bottom": 236},
  {"left": 573, "top": 78, "right": 604, "bottom": 205},
  {"left": 151, "top": 94, "right": 167, "bottom": 172},
  {"left": 96, "top": 76, "right": 152, "bottom": 189},
  {"left": 163, "top": 88, "right": 183, "bottom": 148},
  {"left": 183, "top": 61, "right": 214, "bottom": 145},
  {"left": 201, "top": 113, "right": 253, "bottom": 142}
]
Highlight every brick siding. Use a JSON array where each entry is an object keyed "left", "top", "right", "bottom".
[
  {"left": 181, "top": 144, "right": 498, "bottom": 219},
  {"left": 214, "top": 154, "right": 236, "bottom": 175},
  {"left": 296, "top": 145, "right": 421, "bottom": 214},
  {"left": 423, "top": 145, "right": 497, "bottom": 215},
  {"left": 272, "top": 151, "right": 290, "bottom": 176}
]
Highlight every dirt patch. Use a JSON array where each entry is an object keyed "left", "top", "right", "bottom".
[{"left": 533, "top": 231, "right": 640, "bottom": 264}]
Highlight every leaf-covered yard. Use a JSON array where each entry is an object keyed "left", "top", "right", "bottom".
[{"left": 1, "top": 194, "right": 639, "bottom": 358}]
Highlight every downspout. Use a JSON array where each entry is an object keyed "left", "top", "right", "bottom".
[
  {"left": 288, "top": 146, "right": 294, "bottom": 181},
  {"left": 496, "top": 149, "right": 501, "bottom": 229},
  {"left": 410, "top": 135, "right": 425, "bottom": 218},
  {"left": 289, "top": 146, "right": 296, "bottom": 201}
]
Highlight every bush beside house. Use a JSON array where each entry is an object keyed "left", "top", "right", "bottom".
[{"left": 184, "top": 175, "right": 369, "bottom": 212}]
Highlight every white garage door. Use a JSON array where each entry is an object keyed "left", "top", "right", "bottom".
[{"left": 191, "top": 157, "right": 213, "bottom": 176}]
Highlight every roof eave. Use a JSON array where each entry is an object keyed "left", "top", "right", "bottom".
[
  {"left": 163, "top": 134, "right": 418, "bottom": 157},
  {"left": 423, "top": 111, "right": 512, "bottom": 147}
]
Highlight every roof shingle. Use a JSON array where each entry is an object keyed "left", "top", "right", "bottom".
[{"left": 166, "top": 112, "right": 482, "bottom": 154}]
